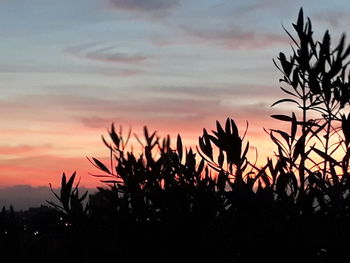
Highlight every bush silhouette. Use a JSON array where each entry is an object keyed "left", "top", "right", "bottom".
[{"left": 2, "top": 7, "right": 350, "bottom": 263}]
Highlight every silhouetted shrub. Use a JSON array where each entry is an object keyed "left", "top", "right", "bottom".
[{"left": 3, "top": 8, "right": 350, "bottom": 263}]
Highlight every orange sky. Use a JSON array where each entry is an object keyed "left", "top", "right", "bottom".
[{"left": 0, "top": 113, "right": 286, "bottom": 188}]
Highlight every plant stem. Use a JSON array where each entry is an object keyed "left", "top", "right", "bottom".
[
  {"left": 301, "top": 105, "right": 306, "bottom": 191},
  {"left": 300, "top": 86, "right": 306, "bottom": 192},
  {"left": 323, "top": 105, "right": 332, "bottom": 181}
]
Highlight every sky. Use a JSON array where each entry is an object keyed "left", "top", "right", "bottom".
[{"left": 1, "top": 0, "right": 350, "bottom": 206}]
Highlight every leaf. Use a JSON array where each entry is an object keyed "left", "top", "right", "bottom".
[
  {"left": 242, "top": 142, "right": 249, "bottom": 160},
  {"left": 60, "top": 173, "right": 67, "bottom": 203},
  {"left": 225, "top": 118, "right": 231, "bottom": 134},
  {"left": 322, "top": 30, "right": 331, "bottom": 58},
  {"left": 271, "top": 129, "right": 290, "bottom": 145},
  {"left": 291, "top": 112, "right": 297, "bottom": 142},
  {"left": 271, "top": 114, "right": 293, "bottom": 122},
  {"left": 230, "top": 119, "right": 239, "bottom": 138},
  {"left": 342, "top": 43, "right": 350, "bottom": 60},
  {"left": 78, "top": 191, "right": 88, "bottom": 203},
  {"left": 66, "top": 172, "right": 76, "bottom": 195},
  {"left": 143, "top": 126, "right": 149, "bottom": 143},
  {"left": 123, "top": 127, "right": 132, "bottom": 149},
  {"left": 101, "top": 135, "right": 113, "bottom": 150},
  {"left": 93, "top": 158, "right": 111, "bottom": 174},
  {"left": 282, "top": 24, "right": 300, "bottom": 48},
  {"left": 261, "top": 171, "right": 271, "bottom": 188},
  {"left": 335, "top": 33, "right": 345, "bottom": 59},
  {"left": 208, "top": 135, "right": 220, "bottom": 149},
  {"left": 61, "top": 172, "right": 67, "bottom": 189},
  {"left": 49, "top": 183, "right": 60, "bottom": 201},
  {"left": 218, "top": 150, "right": 224, "bottom": 167},
  {"left": 197, "top": 159, "right": 205, "bottom": 175},
  {"left": 279, "top": 52, "right": 293, "bottom": 77},
  {"left": 293, "top": 134, "right": 305, "bottom": 161},
  {"left": 312, "top": 147, "right": 338, "bottom": 165},
  {"left": 269, "top": 131, "right": 288, "bottom": 155},
  {"left": 101, "top": 180, "right": 120, "bottom": 184},
  {"left": 177, "top": 134, "right": 183, "bottom": 162},
  {"left": 329, "top": 162, "right": 339, "bottom": 184},
  {"left": 271, "top": 98, "right": 300, "bottom": 107},
  {"left": 216, "top": 120, "right": 225, "bottom": 137},
  {"left": 198, "top": 129, "right": 213, "bottom": 160},
  {"left": 110, "top": 123, "right": 120, "bottom": 148},
  {"left": 291, "top": 68, "right": 299, "bottom": 89}
]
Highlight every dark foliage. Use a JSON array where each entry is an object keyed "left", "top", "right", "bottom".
[{"left": 2, "top": 8, "right": 350, "bottom": 263}]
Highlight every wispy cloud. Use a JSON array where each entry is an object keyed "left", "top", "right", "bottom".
[
  {"left": 81, "top": 116, "right": 126, "bottom": 129},
  {"left": 147, "top": 85, "right": 278, "bottom": 99},
  {"left": 180, "top": 25, "right": 287, "bottom": 50},
  {"left": 65, "top": 42, "right": 150, "bottom": 64},
  {"left": 0, "top": 84, "right": 279, "bottom": 126},
  {"left": 0, "top": 144, "right": 52, "bottom": 155},
  {"left": 0, "top": 63, "right": 142, "bottom": 77},
  {"left": 108, "top": 0, "right": 180, "bottom": 18},
  {"left": 232, "top": 0, "right": 287, "bottom": 14},
  {"left": 314, "top": 11, "right": 349, "bottom": 28},
  {"left": 109, "top": 0, "right": 179, "bottom": 12}
]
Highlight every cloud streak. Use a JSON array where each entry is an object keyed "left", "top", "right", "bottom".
[
  {"left": 180, "top": 25, "right": 287, "bottom": 50},
  {"left": 0, "top": 63, "right": 142, "bottom": 77},
  {"left": 66, "top": 43, "right": 150, "bottom": 64},
  {"left": 232, "top": 0, "right": 287, "bottom": 14},
  {"left": 0, "top": 85, "right": 277, "bottom": 125},
  {"left": 314, "top": 11, "right": 349, "bottom": 28},
  {"left": 109, "top": 0, "right": 180, "bottom": 12},
  {"left": 0, "top": 144, "right": 52, "bottom": 155},
  {"left": 107, "top": 0, "right": 180, "bottom": 19},
  {"left": 0, "top": 84, "right": 279, "bottom": 150}
]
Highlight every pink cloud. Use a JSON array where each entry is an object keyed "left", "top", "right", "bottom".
[
  {"left": 180, "top": 25, "right": 287, "bottom": 50},
  {"left": 0, "top": 85, "right": 281, "bottom": 131},
  {"left": 0, "top": 144, "right": 52, "bottom": 155}
]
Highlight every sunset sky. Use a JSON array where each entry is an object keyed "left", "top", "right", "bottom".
[{"left": 1, "top": 0, "right": 350, "bottom": 191}]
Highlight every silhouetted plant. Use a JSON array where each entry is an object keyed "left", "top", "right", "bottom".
[
  {"left": 273, "top": 8, "right": 350, "bottom": 188},
  {"left": 48, "top": 172, "right": 88, "bottom": 225},
  {"left": 40, "top": 7, "right": 350, "bottom": 263},
  {"left": 88, "top": 124, "right": 220, "bottom": 223}
]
